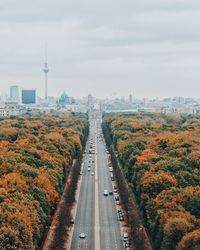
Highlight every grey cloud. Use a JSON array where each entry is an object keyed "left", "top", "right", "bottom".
[{"left": 0, "top": 0, "right": 200, "bottom": 98}]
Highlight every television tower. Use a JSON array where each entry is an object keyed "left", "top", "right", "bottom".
[{"left": 43, "top": 45, "right": 49, "bottom": 102}]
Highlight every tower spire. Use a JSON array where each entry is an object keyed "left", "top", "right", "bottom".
[{"left": 43, "top": 43, "right": 49, "bottom": 102}]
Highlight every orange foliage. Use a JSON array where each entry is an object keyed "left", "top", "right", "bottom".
[
  {"left": 36, "top": 174, "right": 58, "bottom": 201},
  {"left": 0, "top": 173, "right": 27, "bottom": 191},
  {"left": 103, "top": 113, "right": 200, "bottom": 249},
  {"left": 117, "top": 139, "right": 127, "bottom": 156},
  {"left": 176, "top": 229, "right": 200, "bottom": 250},
  {"left": 45, "top": 132, "right": 65, "bottom": 143},
  {"left": 0, "top": 114, "right": 87, "bottom": 249},
  {"left": 136, "top": 148, "right": 158, "bottom": 163}
]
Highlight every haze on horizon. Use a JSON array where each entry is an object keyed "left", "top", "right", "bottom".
[{"left": 0, "top": 0, "right": 200, "bottom": 99}]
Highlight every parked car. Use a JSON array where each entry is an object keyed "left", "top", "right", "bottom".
[
  {"left": 123, "top": 233, "right": 128, "bottom": 241},
  {"left": 115, "top": 196, "right": 119, "bottom": 201}
]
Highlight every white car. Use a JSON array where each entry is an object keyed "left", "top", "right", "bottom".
[
  {"left": 79, "top": 233, "right": 86, "bottom": 239},
  {"left": 103, "top": 189, "right": 109, "bottom": 196},
  {"left": 91, "top": 172, "right": 94, "bottom": 176}
]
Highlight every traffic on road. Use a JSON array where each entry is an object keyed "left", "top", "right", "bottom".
[{"left": 70, "top": 114, "right": 130, "bottom": 250}]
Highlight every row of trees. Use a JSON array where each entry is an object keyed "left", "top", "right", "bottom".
[
  {"left": 0, "top": 114, "right": 88, "bottom": 250},
  {"left": 103, "top": 113, "right": 200, "bottom": 250},
  {"left": 102, "top": 122, "right": 152, "bottom": 250},
  {"left": 47, "top": 119, "right": 89, "bottom": 250}
]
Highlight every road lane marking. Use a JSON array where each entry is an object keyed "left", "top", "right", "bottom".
[{"left": 94, "top": 124, "right": 101, "bottom": 250}]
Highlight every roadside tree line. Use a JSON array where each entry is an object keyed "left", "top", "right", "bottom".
[
  {"left": 0, "top": 114, "right": 88, "bottom": 250},
  {"left": 47, "top": 121, "right": 89, "bottom": 250},
  {"left": 103, "top": 113, "right": 200, "bottom": 250},
  {"left": 102, "top": 122, "right": 152, "bottom": 250}
]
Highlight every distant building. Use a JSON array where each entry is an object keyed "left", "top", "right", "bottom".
[
  {"left": 129, "top": 94, "right": 133, "bottom": 104},
  {"left": 88, "top": 94, "right": 93, "bottom": 105},
  {"left": 173, "top": 97, "right": 185, "bottom": 104},
  {"left": 0, "top": 102, "right": 21, "bottom": 117},
  {"left": 87, "top": 94, "right": 94, "bottom": 111},
  {"left": 57, "top": 92, "right": 69, "bottom": 107},
  {"left": 48, "top": 96, "right": 57, "bottom": 105},
  {"left": 10, "top": 85, "right": 20, "bottom": 103},
  {"left": 121, "top": 97, "right": 125, "bottom": 103},
  {"left": 65, "top": 104, "right": 87, "bottom": 113},
  {"left": 21, "top": 89, "right": 36, "bottom": 104}
]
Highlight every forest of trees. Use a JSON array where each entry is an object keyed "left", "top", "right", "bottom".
[
  {"left": 103, "top": 113, "right": 200, "bottom": 250},
  {"left": 0, "top": 114, "right": 88, "bottom": 250}
]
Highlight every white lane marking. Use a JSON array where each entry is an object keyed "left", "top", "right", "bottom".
[{"left": 95, "top": 124, "right": 101, "bottom": 250}]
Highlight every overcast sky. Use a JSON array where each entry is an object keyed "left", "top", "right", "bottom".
[{"left": 0, "top": 0, "right": 200, "bottom": 99}]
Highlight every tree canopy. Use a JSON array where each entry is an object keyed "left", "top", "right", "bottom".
[
  {"left": 103, "top": 113, "right": 200, "bottom": 250},
  {"left": 0, "top": 114, "right": 88, "bottom": 249}
]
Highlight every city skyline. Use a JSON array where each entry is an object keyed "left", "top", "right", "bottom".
[
  {"left": 0, "top": 0, "right": 200, "bottom": 99},
  {"left": 2, "top": 84, "right": 200, "bottom": 101}
]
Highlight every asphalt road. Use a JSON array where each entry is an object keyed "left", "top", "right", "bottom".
[{"left": 70, "top": 117, "right": 123, "bottom": 250}]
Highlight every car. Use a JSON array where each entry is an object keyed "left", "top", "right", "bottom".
[
  {"left": 116, "top": 200, "right": 120, "bottom": 205},
  {"left": 119, "top": 216, "right": 124, "bottom": 221},
  {"left": 87, "top": 167, "right": 91, "bottom": 171},
  {"left": 103, "top": 189, "right": 109, "bottom": 196},
  {"left": 91, "top": 172, "right": 94, "bottom": 176},
  {"left": 109, "top": 191, "right": 113, "bottom": 195},
  {"left": 115, "top": 196, "right": 119, "bottom": 201},
  {"left": 118, "top": 212, "right": 123, "bottom": 217},
  {"left": 70, "top": 218, "right": 75, "bottom": 224},
  {"left": 114, "top": 188, "right": 118, "bottom": 193},
  {"left": 123, "top": 233, "right": 128, "bottom": 241},
  {"left": 79, "top": 233, "right": 86, "bottom": 239}
]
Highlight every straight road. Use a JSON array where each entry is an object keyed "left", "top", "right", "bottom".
[
  {"left": 96, "top": 119, "right": 123, "bottom": 250},
  {"left": 70, "top": 116, "right": 123, "bottom": 250},
  {"left": 70, "top": 120, "right": 95, "bottom": 250}
]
